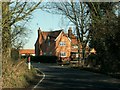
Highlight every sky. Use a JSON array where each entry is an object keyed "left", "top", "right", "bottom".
[{"left": 23, "top": 9, "right": 71, "bottom": 49}]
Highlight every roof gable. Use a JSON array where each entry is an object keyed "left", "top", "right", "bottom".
[{"left": 40, "top": 30, "right": 63, "bottom": 41}]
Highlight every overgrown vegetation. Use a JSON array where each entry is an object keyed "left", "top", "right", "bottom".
[
  {"left": 88, "top": 2, "right": 120, "bottom": 73},
  {"left": 2, "top": 58, "right": 37, "bottom": 88},
  {"left": 2, "top": 1, "right": 43, "bottom": 88}
]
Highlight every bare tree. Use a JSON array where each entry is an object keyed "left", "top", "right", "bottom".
[
  {"left": 11, "top": 25, "right": 31, "bottom": 49},
  {"left": 2, "top": 1, "right": 44, "bottom": 87},
  {"left": 2, "top": 1, "right": 42, "bottom": 59},
  {"left": 42, "top": 1, "right": 91, "bottom": 64}
]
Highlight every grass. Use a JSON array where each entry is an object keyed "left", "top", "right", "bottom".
[{"left": 2, "top": 58, "right": 38, "bottom": 88}]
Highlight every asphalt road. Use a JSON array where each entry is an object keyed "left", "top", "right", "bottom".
[{"left": 32, "top": 63, "right": 120, "bottom": 90}]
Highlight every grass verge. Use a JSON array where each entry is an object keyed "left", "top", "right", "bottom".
[{"left": 2, "top": 58, "right": 39, "bottom": 88}]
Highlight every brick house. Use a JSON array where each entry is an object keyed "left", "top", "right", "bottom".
[{"left": 35, "top": 27, "right": 89, "bottom": 60}]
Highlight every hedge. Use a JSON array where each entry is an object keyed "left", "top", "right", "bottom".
[{"left": 30, "top": 55, "right": 58, "bottom": 63}]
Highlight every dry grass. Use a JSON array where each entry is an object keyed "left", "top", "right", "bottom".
[{"left": 2, "top": 58, "right": 37, "bottom": 88}]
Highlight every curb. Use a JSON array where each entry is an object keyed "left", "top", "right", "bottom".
[{"left": 32, "top": 68, "right": 45, "bottom": 90}]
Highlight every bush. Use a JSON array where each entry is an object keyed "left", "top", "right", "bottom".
[
  {"left": 2, "top": 58, "right": 37, "bottom": 88},
  {"left": 86, "top": 54, "right": 97, "bottom": 67}
]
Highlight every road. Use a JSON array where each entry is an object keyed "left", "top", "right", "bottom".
[{"left": 32, "top": 63, "right": 120, "bottom": 90}]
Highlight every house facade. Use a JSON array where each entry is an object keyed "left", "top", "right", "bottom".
[
  {"left": 35, "top": 27, "right": 90, "bottom": 60},
  {"left": 35, "top": 28, "right": 71, "bottom": 59}
]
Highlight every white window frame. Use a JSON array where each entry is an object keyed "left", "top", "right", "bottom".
[
  {"left": 60, "top": 52, "right": 66, "bottom": 57},
  {"left": 59, "top": 41, "right": 66, "bottom": 46},
  {"left": 72, "top": 45, "right": 78, "bottom": 48}
]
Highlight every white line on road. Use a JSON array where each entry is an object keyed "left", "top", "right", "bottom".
[{"left": 32, "top": 69, "right": 45, "bottom": 90}]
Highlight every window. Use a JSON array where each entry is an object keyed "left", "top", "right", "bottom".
[
  {"left": 60, "top": 52, "right": 66, "bottom": 57},
  {"left": 72, "top": 45, "right": 78, "bottom": 48},
  {"left": 59, "top": 42, "right": 66, "bottom": 46}
]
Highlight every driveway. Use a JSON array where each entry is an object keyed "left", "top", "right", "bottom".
[{"left": 32, "top": 63, "right": 120, "bottom": 90}]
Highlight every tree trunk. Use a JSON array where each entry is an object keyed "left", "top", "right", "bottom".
[{"left": 2, "top": 2, "right": 11, "bottom": 61}]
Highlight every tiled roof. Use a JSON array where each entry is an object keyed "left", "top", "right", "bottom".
[
  {"left": 19, "top": 49, "right": 35, "bottom": 54},
  {"left": 40, "top": 30, "right": 62, "bottom": 41},
  {"left": 39, "top": 30, "right": 62, "bottom": 42}
]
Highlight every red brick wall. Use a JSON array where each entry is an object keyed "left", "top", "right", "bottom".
[{"left": 55, "top": 32, "right": 71, "bottom": 58}]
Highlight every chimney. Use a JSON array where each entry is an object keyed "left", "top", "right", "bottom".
[
  {"left": 68, "top": 27, "right": 72, "bottom": 38},
  {"left": 38, "top": 27, "right": 41, "bottom": 38}
]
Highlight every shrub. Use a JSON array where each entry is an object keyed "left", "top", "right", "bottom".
[
  {"left": 2, "top": 58, "right": 37, "bottom": 88},
  {"left": 30, "top": 55, "right": 58, "bottom": 63}
]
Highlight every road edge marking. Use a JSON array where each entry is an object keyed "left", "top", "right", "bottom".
[{"left": 32, "top": 68, "right": 45, "bottom": 90}]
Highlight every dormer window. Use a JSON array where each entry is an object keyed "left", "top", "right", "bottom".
[{"left": 59, "top": 41, "right": 66, "bottom": 46}]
